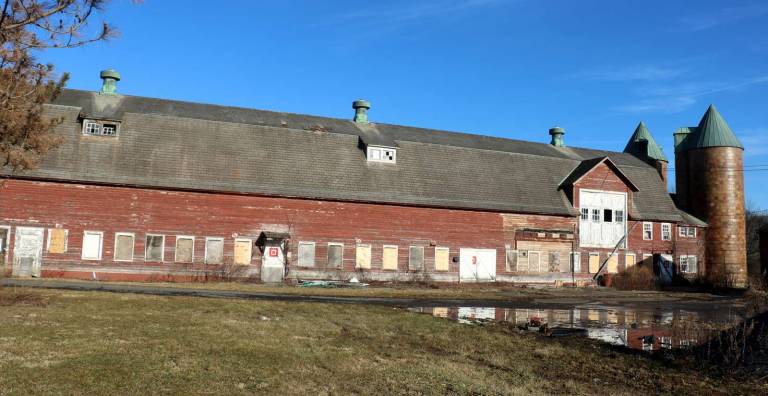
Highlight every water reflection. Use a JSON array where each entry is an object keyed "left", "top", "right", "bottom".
[{"left": 409, "top": 305, "right": 744, "bottom": 352}]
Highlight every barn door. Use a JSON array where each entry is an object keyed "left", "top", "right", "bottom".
[{"left": 12, "top": 227, "right": 44, "bottom": 277}]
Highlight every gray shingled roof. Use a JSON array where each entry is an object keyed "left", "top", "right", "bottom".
[{"left": 14, "top": 89, "right": 684, "bottom": 221}]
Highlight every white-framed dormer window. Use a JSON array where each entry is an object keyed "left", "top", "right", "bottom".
[
  {"left": 366, "top": 146, "right": 396, "bottom": 164},
  {"left": 82, "top": 119, "right": 120, "bottom": 137},
  {"left": 661, "top": 223, "right": 671, "bottom": 241},
  {"left": 643, "top": 222, "right": 653, "bottom": 240}
]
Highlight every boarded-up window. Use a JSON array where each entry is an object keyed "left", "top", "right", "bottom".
[
  {"left": 529, "top": 251, "right": 541, "bottom": 272},
  {"left": 382, "top": 245, "right": 398, "bottom": 270},
  {"left": 409, "top": 246, "right": 424, "bottom": 270},
  {"left": 505, "top": 249, "right": 517, "bottom": 272},
  {"left": 355, "top": 244, "right": 371, "bottom": 269},
  {"left": 114, "top": 233, "right": 135, "bottom": 261},
  {"left": 625, "top": 253, "right": 636, "bottom": 270},
  {"left": 588, "top": 253, "right": 600, "bottom": 273},
  {"left": 606, "top": 253, "right": 618, "bottom": 274},
  {"left": 81, "top": 231, "right": 103, "bottom": 260},
  {"left": 175, "top": 236, "right": 194, "bottom": 263},
  {"left": 327, "top": 243, "right": 343, "bottom": 267},
  {"left": 47, "top": 229, "right": 68, "bottom": 253},
  {"left": 145, "top": 235, "right": 164, "bottom": 262},
  {"left": 234, "top": 239, "right": 252, "bottom": 265},
  {"left": 297, "top": 242, "right": 315, "bottom": 267},
  {"left": 571, "top": 252, "right": 581, "bottom": 272},
  {"left": 517, "top": 250, "right": 529, "bottom": 271},
  {"left": 435, "top": 247, "right": 450, "bottom": 271},
  {"left": 205, "top": 238, "right": 224, "bottom": 264},
  {"left": 549, "top": 251, "right": 560, "bottom": 272}
]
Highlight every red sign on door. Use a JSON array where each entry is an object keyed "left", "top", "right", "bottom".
[
  {"left": 268, "top": 247, "right": 279, "bottom": 257},
  {"left": 472, "top": 256, "right": 477, "bottom": 265}
]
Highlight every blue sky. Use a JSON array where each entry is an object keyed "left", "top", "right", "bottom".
[{"left": 37, "top": 0, "right": 768, "bottom": 207}]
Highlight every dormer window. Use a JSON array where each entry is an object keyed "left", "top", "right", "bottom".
[
  {"left": 367, "top": 146, "right": 396, "bottom": 164},
  {"left": 83, "top": 119, "right": 120, "bottom": 137}
]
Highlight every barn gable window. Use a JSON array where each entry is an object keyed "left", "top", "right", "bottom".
[
  {"left": 366, "top": 146, "right": 396, "bottom": 164},
  {"left": 580, "top": 208, "right": 589, "bottom": 220},
  {"left": 82, "top": 119, "right": 120, "bottom": 137}
]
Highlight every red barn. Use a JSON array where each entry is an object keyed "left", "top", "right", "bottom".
[{"left": 0, "top": 71, "right": 746, "bottom": 286}]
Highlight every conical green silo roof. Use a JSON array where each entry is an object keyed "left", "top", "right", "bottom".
[
  {"left": 682, "top": 105, "right": 743, "bottom": 151},
  {"left": 623, "top": 121, "right": 668, "bottom": 162}
]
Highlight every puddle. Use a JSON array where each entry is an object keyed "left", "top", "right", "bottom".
[{"left": 409, "top": 304, "right": 746, "bottom": 352}]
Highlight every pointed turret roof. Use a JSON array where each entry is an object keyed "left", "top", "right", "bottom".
[
  {"left": 623, "top": 121, "right": 668, "bottom": 162},
  {"left": 679, "top": 105, "right": 744, "bottom": 151}
]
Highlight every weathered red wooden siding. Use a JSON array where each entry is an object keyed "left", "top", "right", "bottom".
[{"left": 0, "top": 179, "right": 509, "bottom": 281}]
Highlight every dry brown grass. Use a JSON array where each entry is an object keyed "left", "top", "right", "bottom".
[
  {"left": 0, "top": 286, "right": 765, "bottom": 395},
  {"left": 612, "top": 265, "right": 657, "bottom": 291},
  {"left": 0, "top": 288, "right": 49, "bottom": 307}
]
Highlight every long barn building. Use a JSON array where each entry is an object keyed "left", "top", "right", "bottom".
[{"left": 0, "top": 71, "right": 748, "bottom": 287}]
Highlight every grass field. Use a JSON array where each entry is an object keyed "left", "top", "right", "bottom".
[{"left": 0, "top": 286, "right": 764, "bottom": 395}]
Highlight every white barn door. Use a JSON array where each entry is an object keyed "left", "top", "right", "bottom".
[{"left": 459, "top": 248, "right": 496, "bottom": 282}]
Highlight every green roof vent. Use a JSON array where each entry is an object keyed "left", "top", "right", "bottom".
[
  {"left": 679, "top": 104, "right": 743, "bottom": 151},
  {"left": 623, "top": 121, "right": 667, "bottom": 162},
  {"left": 549, "top": 126, "right": 565, "bottom": 147},
  {"left": 100, "top": 69, "right": 121, "bottom": 95},
  {"left": 353, "top": 100, "right": 371, "bottom": 124}
]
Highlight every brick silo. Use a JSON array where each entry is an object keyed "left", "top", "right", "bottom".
[{"left": 675, "top": 105, "right": 747, "bottom": 287}]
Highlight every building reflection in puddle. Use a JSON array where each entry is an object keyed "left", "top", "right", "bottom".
[{"left": 409, "top": 306, "right": 743, "bottom": 352}]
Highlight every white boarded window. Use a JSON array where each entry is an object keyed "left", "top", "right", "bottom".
[
  {"left": 356, "top": 244, "right": 372, "bottom": 269},
  {"left": 175, "top": 236, "right": 194, "bottom": 263},
  {"left": 570, "top": 252, "right": 581, "bottom": 273},
  {"left": 234, "top": 238, "right": 253, "bottom": 265},
  {"left": 643, "top": 223, "right": 653, "bottom": 240},
  {"left": 528, "top": 251, "right": 542, "bottom": 272},
  {"left": 205, "top": 237, "right": 224, "bottom": 264},
  {"left": 114, "top": 232, "right": 135, "bottom": 262},
  {"left": 145, "top": 234, "right": 165, "bottom": 262},
  {"left": 327, "top": 243, "right": 343, "bottom": 267},
  {"left": 81, "top": 231, "right": 103, "bottom": 260},
  {"left": 382, "top": 245, "right": 398, "bottom": 270},
  {"left": 297, "top": 242, "right": 315, "bottom": 267},
  {"left": 517, "top": 250, "right": 529, "bottom": 271},
  {"left": 435, "top": 247, "right": 450, "bottom": 271},
  {"left": 661, "top": 223, "right": 671, "bottom": 241},
  {"left": 409, "top": 246, "right": 424, "bottom": 270}
]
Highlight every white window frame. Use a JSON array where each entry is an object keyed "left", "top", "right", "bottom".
[
  {"left": 82, "top": 119, "right": 120, "bottom": 137},
  {"left": 46, "top": 228, "right": 69, "bottom": 253},
  {"left": 297, "top": 241, "right": 316, "bottom": 267},
  {"left": 113, "top": 232, "right": 135, "bottom": 262},
  {"left": 643, "top": 222, "right": 653, "bottom": 240},
  {"left": 0, "top": 225, "right": 10, "bottom": 263},
  {"left": 366, "top": 145, "right": 397, "bottom": 164},
  {"left": 570, "top": 252, "right": 581, "bottom": 273},
  {"left": 327, "top": 242, "right": 344, "bottom": 267},
  {"left": 204, "top": 237, "right": 225, "bottom": 264},
  {"left": 409, "top": 245, "right": 425, "bottom": 270},
  {"left": 687, "top": 227, "right": 696, "bottom": 238},
  {"left": 591, "top": 208, "right": 601, "bottom": 222},
  {"left": 234, "top": 238, "right": 253, "bottom": 266},
  {"left": 679, "top": 226, "right": 687, "bottom": 237},
  {"left": 144, "top": 234, "right": 165, "bottom": 262},
  {"left": 679, "top": 255, "right": 698, "bottom": 274},
  {"left": 661, "top": 223, "right": 671, "bottom": 241},
  {"left": 174, "top": 235, "right": 195, "bottom": 263},
  {"left": 81, "top": 230, "right": 104, "bottom": 260}
]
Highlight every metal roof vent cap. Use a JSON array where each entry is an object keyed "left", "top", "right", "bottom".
[
  {"left": 549, "top": 126, "right": 565, "bottom": 147},
  {"left": 100, "top": 69, "right": 121, "bottom": 94},
  {"left": 353, "top": 99, "right": 371, "bottom": 124}
]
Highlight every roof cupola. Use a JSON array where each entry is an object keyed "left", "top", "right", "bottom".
[
  {"left": 99, "top": 69, "right": 121, "bottom": 95},
  {"left": 549, "top": 127, "right": 565, "bottom": 147},
  {"left": 353, "top": 100, "right": 371, "bottom": 124}
]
